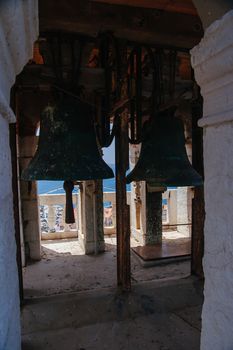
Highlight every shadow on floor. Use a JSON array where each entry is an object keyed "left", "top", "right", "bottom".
[
  {"left": 22, "top": 277, "right": 203, "bottom": 350},
  {"left": 23, "top": 238, "right": 191, "bottom": 298}
]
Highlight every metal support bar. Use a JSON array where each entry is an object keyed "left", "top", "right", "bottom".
[{"left": 115, "top": 112, "right": 131, "bottom": 291}]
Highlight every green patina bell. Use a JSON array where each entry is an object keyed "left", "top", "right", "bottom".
[
  {"left": 21, "top": 95, "right": 114, "bottom": 181},
  {"left": 126, "top": 108, "right": 203, "bottom": 187}
]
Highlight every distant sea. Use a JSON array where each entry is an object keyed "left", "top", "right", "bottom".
[{"left": 37, "top": 164, "right": 131, "bottom": 195}]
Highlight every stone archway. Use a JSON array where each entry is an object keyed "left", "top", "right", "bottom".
[{"left": 1, "top": 1, "right": 233, "bottom": 349}]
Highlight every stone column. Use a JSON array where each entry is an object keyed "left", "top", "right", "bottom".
[
  {"left": 18, "top": 136, "right": 41, "bottom": 260},
  {"left": 145, "top": 189, "right": 162, "bottom": 245},
  {"left": 191, "top": 10, "right": 233, "bottom": 349},
  {"left": 47, "top": 204, "right": 56, "bottom": 231},
  {"left": 176, "top": 187, "right": 190, "bottom": 237},
  {"left": 176, "top": 143, "right": 193, "bottom": 237},
  {"left": 79, "top": 180, "right": 105, "bottom": 254},
  {"left": 129, "top": 144, "right": 143, "bottom": 242},
  {"left": 129, "top": 143, "right": 167, "bottom": 245},
  {"left": 132, "top": 181, "right": 164, "bottom": 246},
  {"left": 167, "top": 189, "right": 177, "bottom": 227}
]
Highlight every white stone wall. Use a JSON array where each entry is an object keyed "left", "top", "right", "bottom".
[
  {"left": 0, "top": 116, "right": 21, "bottom": 350},
  {"left": 191, "top": 10, "right": 233, "bottom": 350},
  {"left": 0, "top": 1, "right": 38, "bottom": 349},
  {"left": 202, "top": 122, "right": 233, "bottom": 349}
]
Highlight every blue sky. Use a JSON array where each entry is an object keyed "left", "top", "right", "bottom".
[{"left": 102, "top": 138, "right": 115, "bottom": 165}]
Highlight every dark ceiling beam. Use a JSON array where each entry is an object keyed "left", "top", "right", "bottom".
[
  {"left": 90, "top": 0, "right": 198, "bottom": 16},
  {"left": 39, "top": 0, "right": 203, "bottom": 49}
]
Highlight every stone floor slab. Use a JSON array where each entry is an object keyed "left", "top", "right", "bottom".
[
  {"left": 23, "top": 238, "right": 190, "bottom": 298},
  {"left": 22, "top": 278, "right": 203, "bottom": 350}
]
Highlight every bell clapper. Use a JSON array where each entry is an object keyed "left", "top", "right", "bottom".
[{"left": 63, "top": 181, "right": 75, "bottom": 225}]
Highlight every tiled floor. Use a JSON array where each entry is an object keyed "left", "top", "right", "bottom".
[{"left": 132, "top": 238, "right": 191, "bottom": 261}]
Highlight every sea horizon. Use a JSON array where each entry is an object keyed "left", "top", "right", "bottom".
[{"left": 37, "top": 164, "right": 131, "bottom": 195}]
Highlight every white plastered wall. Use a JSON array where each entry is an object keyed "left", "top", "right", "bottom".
[
  {"left": 191, "top": 10, "right": 233, "bottom": 350},
  {"left": 0, "top": 1, "right": 38, "bottom": 349}
]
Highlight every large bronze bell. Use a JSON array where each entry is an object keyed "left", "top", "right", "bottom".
[
  {"left": 21, "top": 95, "right": 114, "bottom": 224},
  {"left": 21, "top": 95, "right": 114, "bottom": 181},
  {"left": 126, "top": 108, "right": 203, "bottom": 187}
]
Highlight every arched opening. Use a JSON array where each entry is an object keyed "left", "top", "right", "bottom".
[
  {"left": 16, "top": 37, "right": 201, "bottom": 300},
  {"left": 19, "top": 2, "right": 202, "bottom": 322},
  {"left": 5, "top": 0, "right": 233, "bottom": 348}
]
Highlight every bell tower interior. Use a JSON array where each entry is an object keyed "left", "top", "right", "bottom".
[
  {"left": 14, "top": 0, "right": 205, "bottom": 293},
  {"left": 8, "top": 0, "right": 209, "bottom": 348},
  {"left": 2, "top": 0, "right": 233, "bottom": 349}
]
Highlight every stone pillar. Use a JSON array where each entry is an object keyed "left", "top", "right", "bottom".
[
  {"left": 129, "top": 141, "right": 165, "bottom": 245},
  {"left": 47, "top": 204, "right": 56, "bottom": 231},
  {"left": 131, "top": 180, "right": 164, "bottom": 246},
  {"left": 145, "top": 189, "right": 162, "bottom": 245},
  {"left": 167, "top": 189, "right": 177, "bottom": 227},
  {"left": 18, "top": 136, "right": 41, "bottom": 260},
  {"left": 191, "top": 10, "right": 233, "bottom": 349},
  {"left": 77, "top": 189, "right": 82, "bottom": 233},
  {"left": 79, "top": 180, "right": 105, "bottom": 254},
  {"left": 130, "top": 142, "right": 171, "bottom": 245},
  {"left": 176, "top": 187, "right": 191, "bottom": 237},
  {"left": 129, "top": 144, "right": 143, "bottom": 242},
  {"left": 176, "top": 143, "right": 193, "bottom": 237},
  {"left": 130, "top": 181, "right": 143, "bottom": 242}
]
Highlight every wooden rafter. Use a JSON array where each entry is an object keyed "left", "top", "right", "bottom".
[
  {"left": 90, "top": 0, "right": 198, "bottom": 16},
  {"left": 39, "top": 0, "right": 203, "bottom": 49}
]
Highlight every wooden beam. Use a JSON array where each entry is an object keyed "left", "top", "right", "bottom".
[
  {"left": 115, "top": 112, "right": 131, "bottom": 291},
  {"left": 10, "top": 90, "right": 24, "bottom": 304},
  {"left": 191, "top": 93, "right": 204, "bottom": 278},
  {"left": 90, "top": 0, "right": 198, "bottom": 16},
  {"left": 39, "top": 0, "right": 203, "bottom": 49}
]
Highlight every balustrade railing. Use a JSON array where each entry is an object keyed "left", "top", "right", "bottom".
[
  {"left": 38, "top": 190, "right": 180, "bottom": 240},
  {"left": 39, "top": 192, "right": 122, "bottom": 239},
  {"left": 39, "top": 193, "right": 79, "bottom": 239}
]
